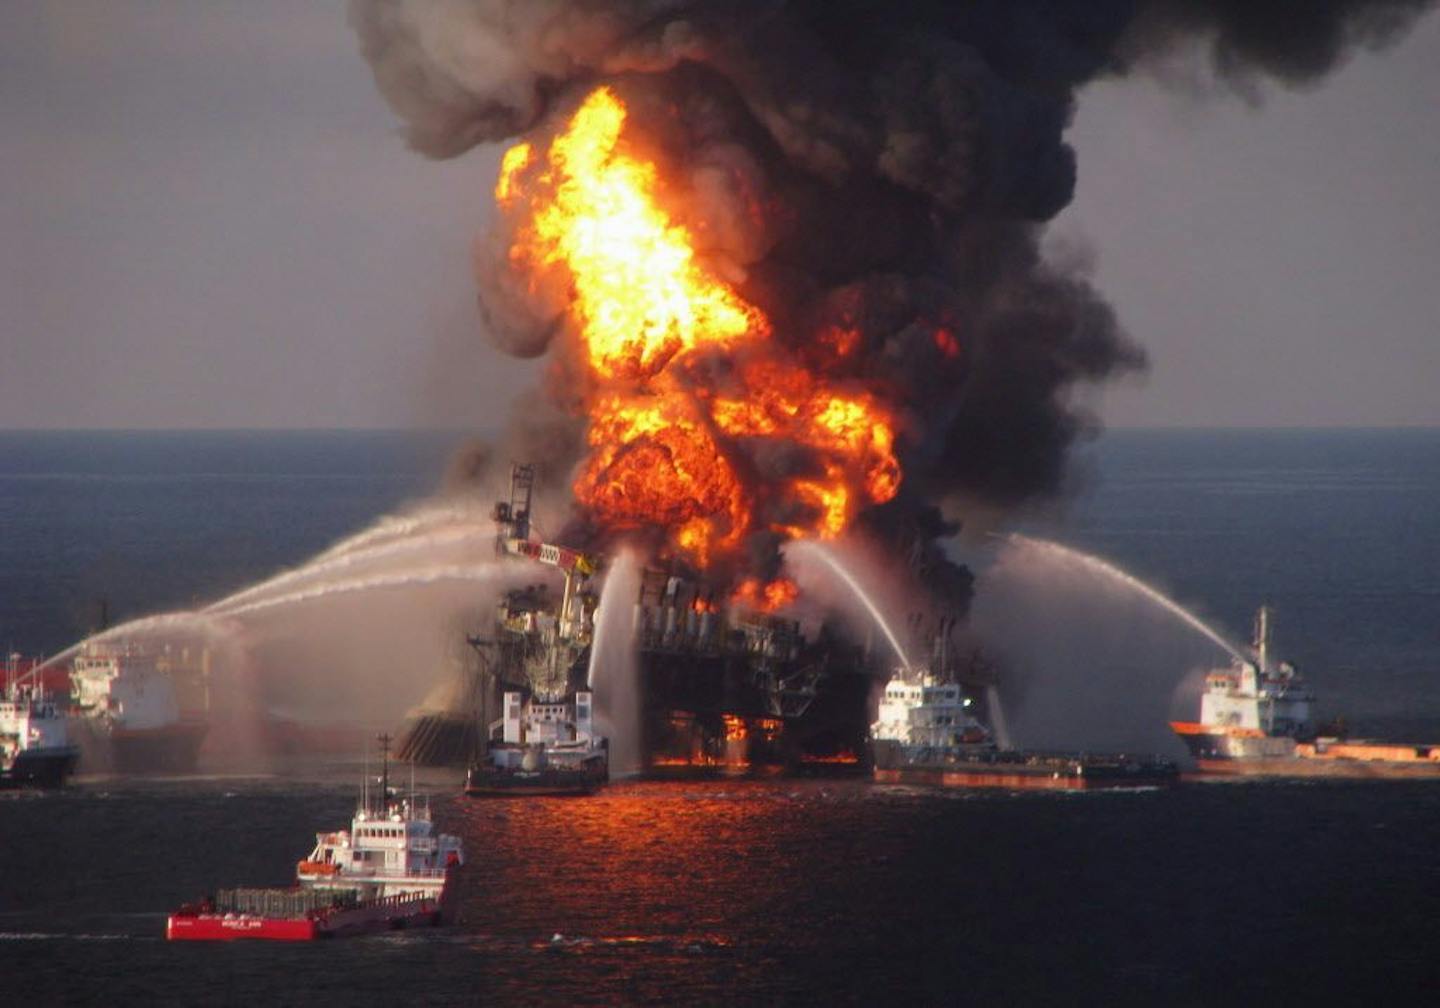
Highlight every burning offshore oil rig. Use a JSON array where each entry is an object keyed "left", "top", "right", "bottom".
[
  {"left": 392, "top": 80, "right": 997, "bottom": 775},
  {"left": 398, "top": 463, "right": 890, "bottom": 775},
  {"left": 354, "top": 0, "right": 1432, "bottom": 784}
]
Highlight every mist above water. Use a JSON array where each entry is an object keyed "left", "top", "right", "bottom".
[
  {"left": 970, "top": 536, "right": 1243, "bottom": 757},
  {"left": 1003, "top": 534, "right": 1246, "bottom": 661},
  {"left": 207, "top": 522, "right": 496, "bottom": 614},
  {"left": 214, "top": 563, "right": 511, "bottom": 619},
  {"left": 32, "top": 497, "right": 545, "bottom": 768}
]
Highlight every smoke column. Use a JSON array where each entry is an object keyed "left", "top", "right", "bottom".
[{"left": 350, "top": 0, "right": 1434, "bottom": 590}]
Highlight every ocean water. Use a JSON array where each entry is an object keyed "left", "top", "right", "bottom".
[
  {"left": 0, "top": 430, "right": 457, "bottom": 654},
  {"left": 2, "top": 428, "right": 1439, "bottom": 1004}
]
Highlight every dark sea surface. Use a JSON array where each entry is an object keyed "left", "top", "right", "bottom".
[
  {"left": 0, "top": 430, "right": 459, "bottom": 655},
  {"left": 3, "top": 428, "right": 1439, "bottom": 1004}
]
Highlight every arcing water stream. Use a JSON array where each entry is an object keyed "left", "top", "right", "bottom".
[
  {"left": 1001, "top": 534, "right": 1246, "bottom": 662},
  {"left": 205, "top": 525, "right": 496, "bottom": 614},
  {"left": 213, "top": 563, "right": 510, "bottom": 619},
  {"left": 306, "top": 501, "right": 492, "bottom": 564},
  {"left": 28, "top": 501, "right": 502, "bottom": 682},
  {"left": 785, "top": 540, "right": 914, "bottom": 673}
]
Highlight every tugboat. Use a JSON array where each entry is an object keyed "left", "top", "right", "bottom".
[
  {"left": 167, "top": 737, "right": 464, "bottom": 941},
  {"left": 1, "top": 655, "right": 80, "bottom": 788},
  {"left": 1171, "top": 607, "right": 1440, "bottom": 778},
  {"left": 871, "top": 668, "right": 1178, "bottom": 791}
]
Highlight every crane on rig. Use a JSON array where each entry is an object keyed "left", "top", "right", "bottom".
[{"left": 492, "top": 463, "right": 598, "bottom": 643}]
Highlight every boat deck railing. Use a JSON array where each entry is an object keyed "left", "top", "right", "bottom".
[{"left": 305, "top": 865, "right": 450, "bottom": 881}]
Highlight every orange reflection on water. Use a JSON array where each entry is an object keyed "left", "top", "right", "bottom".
[{"left": 450, "top": 781, "right": 818, "bottom": 948}]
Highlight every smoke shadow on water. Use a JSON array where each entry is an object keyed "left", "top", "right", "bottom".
[
  {"left": 967, "top": 536, "right": 1240, "bottom": 758},
  {"left": 588, "top": 548, "right": 642, "bottom": 777}
]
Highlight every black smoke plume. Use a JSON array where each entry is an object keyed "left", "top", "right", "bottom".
[{"left": 350, "top": 0, "right": 1433, "bottom": 602}]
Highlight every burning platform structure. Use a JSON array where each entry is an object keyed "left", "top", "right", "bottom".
[{"left": 397, "top": 464, "right": 876, "bottom": 775}]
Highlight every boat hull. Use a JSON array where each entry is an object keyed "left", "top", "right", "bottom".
[
  {"left": 1171, "top": 722, "right": 1440, "bottom": 779},
  {"left": 873, "top": 761, "right": 1178, "bottom": 791},
  {"left": 0, "top": 746, "right": 79, "bottom": 789},
  {"left": 1190, "top": 758, "right": 1440, "bottom": 779},
  {"left": 167, "top": 895, "right": 443, "bottom": 942},
  {"left": 464, "top": 765, "right": 605, "bottom": 797},
  {"left": 872, "top": 743, "right": 1178, "bottom": 791},
  {"left": 111, "top": 721, "right": 208, "bottom": 774}
]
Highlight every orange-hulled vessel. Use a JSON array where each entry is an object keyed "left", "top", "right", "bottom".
[
  {"left": 167, "top": 742, "right": 464, "bottom": 941},
  {"left": 1172, "top": 607, "right": 1440, "bottom": 778}
]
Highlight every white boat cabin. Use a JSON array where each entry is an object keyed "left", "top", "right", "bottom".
[
  {"left": 1198, "top": 608, "right": 1315, "bottom": 738},
  {"left": 872, "top": 673, "right": 991, "bottom": 749},
  {"left": 298, "top": 794, "right": 463, "bottom": 900}
]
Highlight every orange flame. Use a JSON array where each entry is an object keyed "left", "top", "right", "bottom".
[
  {"left": 731, "top": 577, "right": 800, "bottom": 613},
  {"left": 498, "top": 86, "right": 902, "bottom": 569}
]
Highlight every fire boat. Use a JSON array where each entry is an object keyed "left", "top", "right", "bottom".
[
  {"left": 1172, "top": 607, "right": 1440, "bottom": 778},
  {"left": 871, "top": 641, "right": 1178, "bottom": 791},
  {"left": 166, "top": 737, "right": 464, "bottom": 941}
]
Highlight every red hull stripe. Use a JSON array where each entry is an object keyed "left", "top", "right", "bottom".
[{"left": 167, "top": 915, "right": 317, "bottom": 941}]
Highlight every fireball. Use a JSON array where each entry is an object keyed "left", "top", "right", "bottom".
[{"left": 498, "top": 85, "right": 906, "bottom": 572}]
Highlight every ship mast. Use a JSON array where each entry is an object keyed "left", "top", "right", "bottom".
[
  {"left": 377, "top": 732, "right": 392, "bottom": 813},
  {"left": 1254, "top": 606, "right": 1271, "bottom": 673}
]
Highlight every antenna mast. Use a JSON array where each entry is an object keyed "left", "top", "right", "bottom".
[{"left": 377, "top": 732, "right": 392, "bottom": 812}]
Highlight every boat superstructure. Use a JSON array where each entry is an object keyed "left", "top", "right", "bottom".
[
  {"left": 298, "top": 746, "right": 464, "bottom": 899},
  {"left": 1172, "top": 607, "right": 1440, "bottom": 777},
  {"left": 465, "top": 687, "right": 607, "bottom": 796},
  {"left": 1, "top": 654, "right": 79, "bottom": 788},
  {"left": 70, "top": 642, "right": 207, "bottom": 773},
  {"left": 872, "top": 673, "right": 994, "bottom": 754}
]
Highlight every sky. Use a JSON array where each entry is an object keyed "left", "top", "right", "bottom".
[{"left": 2, "top": 1, "right": 1436, "bottom": 430}]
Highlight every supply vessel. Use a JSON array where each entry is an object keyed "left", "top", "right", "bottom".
[
  {"left": 871, "top": 661, "right": 1178, "bottom": 790},
  {"left": 1171, "top": 607, "right": 1440, "bottom": 778},
  {"left": 167, "top": 739, "right": 464, "bottom": 941}
]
